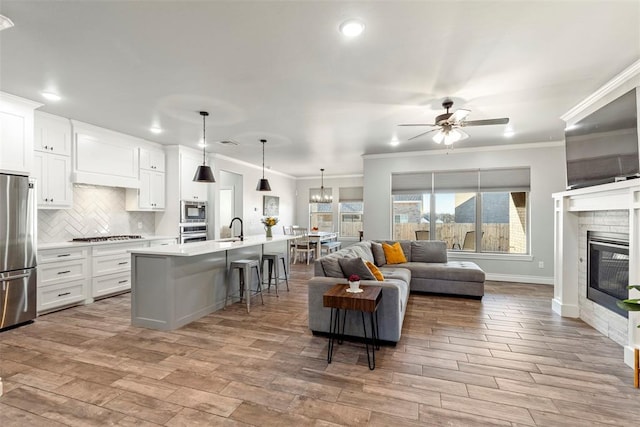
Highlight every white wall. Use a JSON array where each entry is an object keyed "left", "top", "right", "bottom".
[
  {"left": 363, "top": 142, "right": 566, "bottom": 284},
  {"left": 295, "top": 175, "right": 364, "bottom": 231},
  {"left": 212, "top": 154, "right": 297, "bottom": 238}
]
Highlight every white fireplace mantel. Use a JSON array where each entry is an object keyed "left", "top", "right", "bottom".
[{"left": 553, "top": 180, "right": 640, "bottom": 368}]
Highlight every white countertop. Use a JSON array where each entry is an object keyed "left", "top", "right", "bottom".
[
  {"left": 129, "top": 235, "right": 296, "bottom": 257},
  {"left": 38, "top": 235, "right": 178, "bottom": 251}
]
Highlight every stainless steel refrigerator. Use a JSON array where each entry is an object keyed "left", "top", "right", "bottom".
[{"left": 0, "top": 173, "right": 37, "bottom": 330}]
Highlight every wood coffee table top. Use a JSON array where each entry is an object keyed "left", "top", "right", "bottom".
[{"left": 323, "top": 284, "right": 382, "bottom": 313}]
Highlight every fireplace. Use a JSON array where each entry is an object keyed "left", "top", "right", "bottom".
[{"left": 588, "top": 231, "right": 629, "bottom": 317}]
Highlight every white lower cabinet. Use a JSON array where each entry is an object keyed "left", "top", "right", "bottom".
[
  {"left": 92, "top": 271, "right": 131, "bottom": 299},
  {"left": 90, "top": 241, "right": 148, "bottom": 299},
  {"left": 37, "top": 239, "right": 172, "bottom": 313},
  {"left": 37, "top": 246, "right": 89, "bottom": 313}
]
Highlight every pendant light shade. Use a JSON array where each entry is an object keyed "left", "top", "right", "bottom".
[
  {"left": 256, "top": 139, "right": 271, "bottom": 191},
  {"left": 193, "top": 111, "right": 215, "bottom": 183}
]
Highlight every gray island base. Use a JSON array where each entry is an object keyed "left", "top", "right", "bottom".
[{"left": 129, "top": 235, "right": 294, "bottom": 330}]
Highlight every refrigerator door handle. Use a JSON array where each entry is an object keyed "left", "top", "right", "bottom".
[
  {"left": 0, "top": 273, "right": 30, "bottom": 282},
  {"left": 23, "top": 280, "right": 28, "bottom": 312}
]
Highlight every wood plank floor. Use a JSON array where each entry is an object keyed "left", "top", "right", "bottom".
[{"left": 2, "top": 263, "right": 639, "bottom": 426}]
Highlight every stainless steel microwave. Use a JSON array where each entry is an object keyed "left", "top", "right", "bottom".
[{"left": 180, "top": 200, "right": 207, "bottom": 223}]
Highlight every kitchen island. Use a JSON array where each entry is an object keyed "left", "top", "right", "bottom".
[{"left": 128, "top": 235, "right": 295, "bottom": 330}]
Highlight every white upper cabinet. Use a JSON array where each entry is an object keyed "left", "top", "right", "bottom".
[
  {"left": 72, "top": 121, "right": 139, "bottom": 188},
  {"left": 33, "top": 151, "right": 73, "bottom": 209},
  {"left": 0, "top": 92, "right": 42, "bottom": 175},
  {"left": 34, "top": 111, "right": 72, "bottom": 156},
  {"left": 180, "top": 150, "right": 209, "bottom": 201},
  {"left": 140, "top": 147, "right": 165, "bottom": 172}
]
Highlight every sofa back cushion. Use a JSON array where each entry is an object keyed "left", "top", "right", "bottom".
[
  {"left": 411, "top": 240, "right": 448, "bottom": 263},
  {"left": 338, "top": 257, "right": 377, "bottom": 280},
  {"left": 382, "top": 242, "right": 408, "bottom": 264}
]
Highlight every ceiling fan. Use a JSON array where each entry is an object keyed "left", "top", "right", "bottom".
[{"left": 399, "top": 98, "right": 510, "bottom": 146}]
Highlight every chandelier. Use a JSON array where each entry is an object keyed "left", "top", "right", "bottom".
[{"left": 310, "top": 168, "right": 332, "bottom": 203}]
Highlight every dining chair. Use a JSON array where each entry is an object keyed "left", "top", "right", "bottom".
[{"left": 293, "top": 229, "right": 316, "bottom": 264}]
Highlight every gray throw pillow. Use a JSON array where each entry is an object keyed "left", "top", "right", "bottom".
[
  {"left": 321, "top": 256, "right": 344, "bottom": 278},
  {"left": 411, "top": 240, "right": 447, "bottom": 263},
  {"left": 371, "top": 242, "right": 386, "bottom": 266},
  {"left": 338, "top": 257, "right": 376, "bottom": 280}
]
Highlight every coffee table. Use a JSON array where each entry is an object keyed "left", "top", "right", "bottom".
[{"left": 323, "top": 284, "right": 382, "bottom": 370}]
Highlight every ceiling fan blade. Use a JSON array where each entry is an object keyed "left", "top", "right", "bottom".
[
  {"left": 463, "top": 118, "right": 510, "bottom": 126},
  {"left": 398, "top": 123, "right": 437, "bottom": 127},
  {"left": 448, "top": 109, "right": 471, "bottom": 124},
  {"left": 408, "top": 128, "right": 440, "bottom": 141}
]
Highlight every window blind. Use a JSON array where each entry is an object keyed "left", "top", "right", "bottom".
[
  {"left": 339, "top": 186, "right": 363, "bottom": 202},
  {"left": 391, "top": 172, "right": 432, "bottom": 194}
]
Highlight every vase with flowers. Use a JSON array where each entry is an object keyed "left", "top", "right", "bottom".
[
  {"left": 348, "top": 274, "right": 361, "bottom": 292},
  {"left": 261, "top": 216, "right": 279, "bottom": 238}
]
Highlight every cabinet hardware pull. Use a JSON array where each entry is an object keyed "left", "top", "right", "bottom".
[
  {"left": 57, "top": 253, "right": 71, "bottom": 257},
  {"left": 50, "top": 146, "right": 54, "bottom": 151},
  {"left": 44, "top": 145, "right": 48, "bottom": 149},
  {"left": 118, "top": 261, "right": 128, "bottom": 265},
  {"left": 118, "top": 280, "right": 128, "bottom": 284},
  {"left": 44, "top": 198, "right": 49, "bottom": 202},
  {"left": 57, "top": 270, "right": 71, "bottom": 274},
  {"left": 58, "top": 292, "right": 71, "bottom": 297}
]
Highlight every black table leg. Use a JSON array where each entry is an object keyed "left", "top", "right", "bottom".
[
  {"left": 327, "top": 307, "right": 340, "bottom": 363},
  {"left": 361, "top": 311, "right": 376, "bottom": 370}
]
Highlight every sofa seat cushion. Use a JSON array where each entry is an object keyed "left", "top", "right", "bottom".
[
  {"left": 397, "top": 261, "right": 485, "bottom": 283},
  {"left": 379, "top": 266, "right": 411, "bottom": 285}
]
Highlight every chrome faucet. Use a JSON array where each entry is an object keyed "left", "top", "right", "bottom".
[{"left": 229, "top": 217, "right": 244, "bottom": 241}]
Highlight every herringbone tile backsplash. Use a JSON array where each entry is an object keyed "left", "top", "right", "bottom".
[{"left": 38, "top": 185, "right": 155, "bottom": 243}]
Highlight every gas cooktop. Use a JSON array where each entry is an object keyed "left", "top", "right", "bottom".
[{"left": 72, "top": 235, "right": 143, "bottom": 243}]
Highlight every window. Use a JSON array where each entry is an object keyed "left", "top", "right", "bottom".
[
  {"left": 391, "top": 168, "right": 530, "bottom": 254},
  {"left": 309, "top": 202, "right": 333, "bottom": 231},
  {"left": 339, "top": 187, "right": 363, "bottom": 238}
]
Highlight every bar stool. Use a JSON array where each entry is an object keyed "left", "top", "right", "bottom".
[
  {"left": 261, "top": 252, "right": 289, "bottom": 296},
  {"left": 226, "top": 259, "right": 263, "bottom": 313}
]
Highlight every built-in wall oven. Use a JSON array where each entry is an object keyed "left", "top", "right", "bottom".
[
  {"left": 179, "top": 200, "right": 208, "bottom": 244},
  {"left": 180, "top": 223, "right": 208, "bottom": 244}
]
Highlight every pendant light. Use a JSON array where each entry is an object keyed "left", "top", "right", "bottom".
[
  {"left": 310, "top": 168, "right": 332, "bottom": 203},
  {"left": 256, "top": 139, "right": 272, "bottom": 191},
  {"left": 193, "top": 111, "right": 215, "bottom": 183}
]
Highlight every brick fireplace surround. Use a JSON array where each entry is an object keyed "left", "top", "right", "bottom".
[{"left": 554, "top": 180, "right": 640, "bottom": 368}]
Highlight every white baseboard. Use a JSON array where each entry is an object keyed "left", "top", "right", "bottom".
[
  {"left": 485, "top": 273, "right": 554, "bottom": 285},
  {"left": 624, "top": 345, "right": 637, "bottom": 369},
  {"left": 551, "top": 297, "right": 580, "bottom": 318}
]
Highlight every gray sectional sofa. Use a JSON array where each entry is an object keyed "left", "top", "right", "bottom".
[{"left": 307, "top": 240, "right": 485, "bottom": 343}]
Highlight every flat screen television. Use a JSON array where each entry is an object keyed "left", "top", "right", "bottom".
[{"left": 565, "top": 88, "right": 639, "bottom": 189}]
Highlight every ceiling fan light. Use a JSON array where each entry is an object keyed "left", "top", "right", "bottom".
[
  {"left": 0, "top": 14, "right": 14, "bottom": 31},
  {"left": 432, "top": 131, "right": 445, "bottom": 144},
  {"left": 339, "top": 19, "right": 365, "bottom": 37}
]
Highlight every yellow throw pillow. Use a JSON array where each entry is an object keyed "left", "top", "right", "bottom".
[
  {"left": 382, "top": 242, "right": 407, "bottom": 264},
  {"left": 365, "top": 261, "right": 384, "bottom": 281}
]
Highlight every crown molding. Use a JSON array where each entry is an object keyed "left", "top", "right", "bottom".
[
  {"left": 362, "top": 140, "right": 564, "bottom": 160},
  {"left": 561, "top": 59, "right": 640, "bottom": 124},
  {"left": 297, "top": 173, "right": 364, "bottom": 181},
  {"left": 212, "top": 153, "right": 296, "bottom": 179}
]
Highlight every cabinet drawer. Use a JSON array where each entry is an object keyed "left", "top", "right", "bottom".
[
  {"left": 92, "top": 271, "right": 130, "bottom": 298},
  {"left": 38, "top": 279, "right": 86, "bottom": 313},
  {"left": 92, "top": 253, "right": 131, "bottom": 276},
  {"left": 38, "top": 246, "right": 88, "bottom": 263},
  {"left": 149, "top": 238, "right": 177, "bottom": 247},
  {"left": 92, "top": 241, "right": 148, "bottom": 257},
  {"left": 39, "top": 259, "right": 88, "bottom": 285}
]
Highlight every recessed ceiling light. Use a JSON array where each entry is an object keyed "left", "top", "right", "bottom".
[
  {"left": 0, "top": 14, "right": 14, "bottom": 31},
  {"left": 339, "top": 19, "right": 365, "bottom": 37},
  {"left": 390, "top": 138, "right": 400, "bottom": 146},
  {"left": 503, "top": 129, "right": 515, "bottom": 138},
  {"left": 150, "top": 126, "right": 162, "bottom": 134},
  {"left": 41, "top": 92, "right": 61, "bottom": 101}
]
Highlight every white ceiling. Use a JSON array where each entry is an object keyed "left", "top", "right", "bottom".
[{"left": 1, "top": 1, "right": 639, "bottom": 178}]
